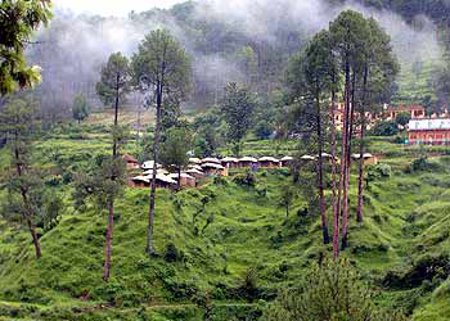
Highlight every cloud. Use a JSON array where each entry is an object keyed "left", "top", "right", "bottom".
[
  {"left": 52, "top": 0, "right": 185, "bottom": 16},
  {"left": 31, "top": 0, "right": 444, "bottom": 114}
]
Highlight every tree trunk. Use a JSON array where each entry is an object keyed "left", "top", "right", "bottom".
[
  {"left": 15, "top": 146, "right": 42, "bottom": 260},
  {"left": 137, "top": 106, "right": 142, "bottom": 144},
  {"left": 147, "top": 81, "right": 163, "bottom": 257},
  {"left": 26, "top": 213, "right": 42, "bottom": 259},
  {"left": 357, "top": 66, "right": 369, "bottom": 223},
  {"left": 103, "top": 73, "right": 121, "bottom": 281},
  {"left": 341, "top": 71, "right": 356, "bottom": 250},
  {"left": 103, "top": 200, "right": 114, "bottom": 281},
  {"left": 338, "top": 59, "right": 351, "bottom": 253},
  {"left": 330, "top": 88, "right": 340, "bottom": 260},
  {"left": 177, "top": 166, "right": 182, "bottom": 191},
  {"left": 113, "top": 72, "right": 120, "bottom": 158},
  {"left": 316, "top": 92, "right": 330, "bottom": 245}
]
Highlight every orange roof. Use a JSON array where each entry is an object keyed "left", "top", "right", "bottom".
[{"left": 122, "top": 154, "right": 139, "bottom": 164}]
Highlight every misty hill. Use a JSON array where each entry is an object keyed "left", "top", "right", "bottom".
[{"left": 28, "top": 0, "right": 446, "bottom": 121}]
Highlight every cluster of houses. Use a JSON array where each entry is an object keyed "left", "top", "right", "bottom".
[
  {"left": 124, "top": 155, "right": 295, "bottom": 189},
  {"left": 122, "top": 153, "right": 378, "bottom": 190},
  {"left": 334, "top": 103, "right": 450, "bottom": 146}
]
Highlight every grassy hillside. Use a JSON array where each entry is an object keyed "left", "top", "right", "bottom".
[{"left": 0, "top": 121, "right": 450, "bottom": 321}]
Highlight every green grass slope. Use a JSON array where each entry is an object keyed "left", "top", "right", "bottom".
[{"left": 0, "top": 126, "right": 449, "bottom": 320}]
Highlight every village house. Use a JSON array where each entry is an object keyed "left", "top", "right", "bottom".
[
  {"left": 351, "top": 153, "right": 378, "bottom": 166},
  {"left": 141, "top": 160, "right": 162, "bottom": 170},
  {"left": 221, "top": 157, "right": 240, "bottom": 168},
  {"left": 201, "top": 157, "right": 221, "bottom": 164},
  {"left": 258, "top": 156, "right": 280, "bottom": 168},
  {"left": 201, "top": 162, "right": 228, "bottom": 176},
  {"left": 130, "top": 174, "right": 177, "bottom": 189},
  {"left": 384, "top": 104, "right": 426, "bottom": 121},
  {"left": 408, "top": 118, "right": 450, "bottom": 145},
  {"left": 189, "top": 157, "right": 202, "bottom": 165},
  {"left": 238, "top": 157, "right": 258, "bottom": 169},
  {"left": 280, "top": 156, "right": 294, "bottom": 167},
  {"left": 168, "top": 173, "right": 196, "bottom": 188},
  {"left": 122, "top": 154, "right": 140, "bottom": 170},
  {"left": 300, "top": 155, "right": 315, "bottom": 162},
  {"left": 186, "top": 168, "right": 205, "bottom": 180},
  {"left": 333, "top": 104, "right": 427, "bottom": 132}
]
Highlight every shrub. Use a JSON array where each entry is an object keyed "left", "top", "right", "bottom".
[
  {"left": 371, "top": 120, "right": 399, "bottom": 136},
  {"left": 233, "top": 171, "right": 257, "bottom": 187},
  {"left": 164, "top": 243, "right": 181, "bottom": 263},
  {"left": 262, "top": 259, "right": 407, "bottom": 321},
  {"left": 367, "top": 163, "right": 392, "bottom": 181}
]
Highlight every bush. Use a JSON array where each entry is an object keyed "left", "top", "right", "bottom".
[
  {"left": 367, "top": 163, "right": 392, "bottom": 181},
  {"left": 164, "top": 243, "right": 182, "bottom": 263},
  {"left": 262, "top": 259, "right": 407, "bottom": 321},
  {"left": 233, "top": 171, "right": 257, "bottom": 187},
  {"left": 371, "top": 120, "right": 399, "bottom": 136}
]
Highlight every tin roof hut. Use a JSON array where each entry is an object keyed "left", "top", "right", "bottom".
[
  {"left": 221, "top": 157, "right": 240, "bottom": 168},
  {"left": 258, "top": 156, "right": 280, "bottom": 168}
]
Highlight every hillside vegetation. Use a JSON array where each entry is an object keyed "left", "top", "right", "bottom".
[{"left": 0, "top": 120, "right": 449, "bottom": 321}]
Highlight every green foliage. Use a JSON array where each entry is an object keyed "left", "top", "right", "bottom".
[
  {"left": 410, "top": 157, "right": 434, "bottom": 172},
  {"left": 395, "top": 112, "right": 411, "bottom": 127},
  {"left": 367, "top": 163, "right": 392, "bottom": 180},
  {"left": 254, "top": 120, "right": 273, "bottom": 140},
  {"left": 279, "top": 184, "right": 296, "bottom": 218},
  {"left": 371, "top": 120, "right": 399, "bottom": 136},
  {"left": 221, "top": 83, "right": 257, "bottom": 156},
  {"left": 73, "top": 157, "right": 127, "bottom": 211},
  {"left": 262, "top": 259, "right": 407, "bottom": 321},
  {"left": 0, "top": 0, "right": 52, "bottom": 95},
  {"left": 232, "top": 171, "right": 257, "bottom": 187},
  {"left": 132, "top": 29, "right": 192, "bottom": 104},
  {"left": 160, "top": 127, "right": 193, "bottom": 171},
  {"left": 96, "top": 52, "right": 131, "bottom": 107},
  {"left": 71, "top": 94, "right": 90, "bottom": 123}
]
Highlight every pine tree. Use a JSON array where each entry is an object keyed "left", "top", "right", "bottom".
[{"left": 132, "top": 29, "right": 192, "bottom": 256}]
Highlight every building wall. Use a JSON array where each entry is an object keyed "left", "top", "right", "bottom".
[{"left": 409, "top": 130, "right": 450, "bottom": 145}]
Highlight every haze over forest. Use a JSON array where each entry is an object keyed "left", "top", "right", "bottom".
[{"left": 29, "top": 0, "right": 445, "bottom": 119}]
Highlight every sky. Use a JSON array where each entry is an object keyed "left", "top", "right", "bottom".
[{"left": 52, "top": 0, "right": 185, "bottom": 16}]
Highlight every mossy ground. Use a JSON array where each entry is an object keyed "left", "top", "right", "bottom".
[{"left": 0, "top": 117, "right": 449, "bottom": 320}]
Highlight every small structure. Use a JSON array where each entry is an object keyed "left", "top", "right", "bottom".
[
  {"left": 351, "top": 153, "right": 378, "bottom": 166},
  {"left": 168, "top": 173, "right": 196, "bottom": 188},
  {"left": 186, "top": 168, "right": 205, "bottom": 180},
  {"left": 201, "top": 157, "right": 221, "bottom": 164},
  {"left": 258, "top": 156, "right": 280, "bottom": 168},
  {"left": 141, "top": 160, "right": 162, "bottom": 170},
  {"left": 408, "top": 118, "right": 450, "bottom": 145},
  {"left": 202, "top": 162, "right": 228, "bottom": 176},
  {"left": 122, "top": 154, "right": 140, "bottom": 169},
  {"left": 142, "top": 168, "right": 169, "bottom": 176},
  {"left": 221, "top": 157, "right": 240, "bottom": 168},
  {"left": 130, "top": 174, "right": 176, "bottom": 189},
  {"left": 300, "top": 155, "right": 315, "bottom": 162},
  {"left": 188, "top": 164, "right": 203, "bottom": 171},
  {"left": 189, "top": 157, "right": 202, "bottom": 165},
  {"left": 238, "top": 157, "right": 258, "bottom": 168},
  {"left": 385, "top": 104, "right": 426, "bottom": 121},
  {"left": 280, "top": 156, "right": 294, "bottom": 167}
]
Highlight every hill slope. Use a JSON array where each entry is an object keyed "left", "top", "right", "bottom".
[{"left": 0, "top": 128, "right": 450, "bottom": 320}]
